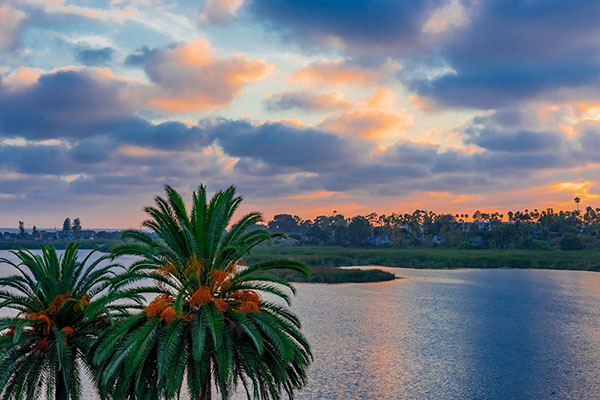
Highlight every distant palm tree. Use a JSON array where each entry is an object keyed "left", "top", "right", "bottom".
[
  {"left": 574, "top": 196, "right": 581, "bottom": 212},
  {"left": 93, "top": 185, "right": 311, "bottom": 400},
  {"left": 0, "top": 244, "right": 128, "bottom": 400}
]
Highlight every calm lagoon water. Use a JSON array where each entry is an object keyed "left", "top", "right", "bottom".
[{"left": 2, "top": 250, "right": 600, "bottom": 399}]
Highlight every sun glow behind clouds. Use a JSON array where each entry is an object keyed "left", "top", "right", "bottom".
[
  {"left": 577, "top": 103, "right": 600, "bottom": 121},
  {"left": 551, "top": 181, "right": 600, "bottom": 202}
]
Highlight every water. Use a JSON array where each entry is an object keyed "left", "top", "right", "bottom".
[
  {"left": 296, "top": 268, "right": 600, "bottom": 399},
  {"left": 2, "top": 250, "right": 600, "bottom": 399}
]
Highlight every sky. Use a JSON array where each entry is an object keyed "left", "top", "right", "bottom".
[{"left": 1, "top": 0, "right": 600, "bottom": 228}]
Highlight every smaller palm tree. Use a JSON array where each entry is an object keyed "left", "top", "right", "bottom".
[{"left": 0, "top": 243, "right": 131, "bottom": 400}]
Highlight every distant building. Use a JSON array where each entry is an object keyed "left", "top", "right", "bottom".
[
  {"left": 78, "top": 230, "right": 96, "bottom": 240},
  {"left": 470, "top": 235, "right": 484, "bottom": 247},
  {"left": 374, "top": 234, "right": 390, "bottom": 246},
  {"left": 457, "top": 221, "right": 492, "bottom": 232}
]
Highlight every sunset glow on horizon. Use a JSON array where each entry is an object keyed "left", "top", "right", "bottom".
[{"left": 1, "top": 0, "right": 600, "bottom": 228}]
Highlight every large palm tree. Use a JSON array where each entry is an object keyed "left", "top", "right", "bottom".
[
  {"left": 0, "top": 243, "right": 129, "bottom": 400},
  {"left": 93, "top": 185, "right": 311, "bottom": 400}
]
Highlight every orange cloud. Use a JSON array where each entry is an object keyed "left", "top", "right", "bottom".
[
  {"left": 220, "top": 156, "right": 239, "bottom": 171},
  {"left": 321, "top": 109, "right": 413, "bottom": 140},
  {"left": 141, "top": 40, "right": 275, "bottom": 112},
  {"left": 279, "top": 119, "right": 306, "bottom": 127},
  {"left": 444, "top": 180, "right": 600, "bottom": 214},
  {"left": 182, "top": 120, "right": 198, "bottom": 128},
  {"left": 575, "top": 102, "right": 600, "bottom": 121},
  {"left": 118, "top": 146, "right": 162, "bottom": 156},
  {"left": 535, "top": 101, "right": 600, "bottom": 139},
  {"left": 550, "top": 181, "right": 600, "bottom": 203},
  {"left": 290, "top": 60, "right": 382, "bottom": 87},
  {"left": 319, "top": 88, "right": 413, "bottom": 141},
  {"left": 409, "top": 93, "right": 435, "bottom": 111},
  {"left": 363, "top": 88, "right": 396, "bottom": 108},
  {"left": 2, "top": 68, "right": 44, "bottom": 90}
]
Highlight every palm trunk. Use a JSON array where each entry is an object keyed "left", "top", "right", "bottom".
[
  {"left": 55, "top": 370, "right": 67, "bottom": 400},
  {"left": 200, "top": 375, "right": 211, "bottom": 400}
]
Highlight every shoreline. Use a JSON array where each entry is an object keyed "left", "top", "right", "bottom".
[
  {"left": 3, "top": 245, "right": 599, "bottom": 283},
  {"left": 245, "top": 246, "right": 600, "bottom": 272}
]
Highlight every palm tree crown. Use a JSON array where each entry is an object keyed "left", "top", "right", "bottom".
[
  {"left": 0, "top": 243, "right": 126, "bottom": 400},
  {"left": 93, "top": 185, "right": 311, "bottom": 400}
]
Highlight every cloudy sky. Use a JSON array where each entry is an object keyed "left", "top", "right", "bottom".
[{"left": 1, "top": 0, "right": 600, "bottom": 228}]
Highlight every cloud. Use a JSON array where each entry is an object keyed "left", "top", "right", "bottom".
[
  {"left": 410, "top": 1, "right": 600, "bottom": 108},
  {"left": 1, "top": 65, "right": 600, "bottom": 226},
  {"left": 320, "top": 109, "right": 413, "bottom": 141},
  {"left": 0, "top": 111, "right": 598, "bottom": 225},
  {"left": 250, "top": 0, "right": 600, "bottom": 110},
  {"left": 0, "top": 142, "right": 77, "bottom": 175},
  {"left": 0, "top": 68, "right": 142, "bottom": 139},
  {"left": 263, "top": 89, "right": 352, "bottom": 112},
  {"left": 319, "top": 89, "right": 414, "bottom": 141},
  {"left": 464, "top": 125, "right": 565, "bottom": 153},
  {"left": 0, "top": 6, "right": 27, "bottom": 52},
  {"left": 362, "top": 88, "right": 397, "bottom": 109},
  {"left": 15, "top": 0, "right": 197, "bottom": 44},
  {"left": 411, "top": 63, "right": 600, "bottom": 109},
  {"left": 75, "top": 47, "right": 115, "bottom": 66},
  {"left": 579, "top": 121, "right": 600, "bottom": 154},
  {"left": 205, "top": 119, "right": 361, "bottom": 172},
  {"left": 1, "top": 68, "right": 44, "bottom": 90},
  {"left": 247, "top": 0, "right": 446, "bottom": 54},
  {"left": 291, "top": 103, "right": 600, "bottom": 196},
  {"left": 0, "top": 68, "right": 362, "bottom": 184},
  {"left": 422, "top": 0, "right": 469, "bottom": 34},
  {"left": 4, "top": 0, "right": 600, "bottom": 227},
  {"left": 0, "top": 68, "right": 594, "bottom": 183},
  {"left": 290, "top": 59, "right": 391, "bottom": 87},
  {"left": 408, "top": 94, "right": 435, "bottom": 111},
  {"left": 127, "top": 39, "right": 275, "bottom": 112},
  {"left": 0, "top": 62, "right": 274, "bottom": 151},
  {"left": 200, "top": 0, "right": 244, "bottom": 23}
]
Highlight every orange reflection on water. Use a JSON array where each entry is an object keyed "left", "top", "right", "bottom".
[{"left": 358, "top": 280, "right": 409, "bottom": 398}]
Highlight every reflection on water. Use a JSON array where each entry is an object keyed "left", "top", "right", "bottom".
[
  {"left": 293, "top": 267, "right": 600, "bottom": 400},
  {"left": 2, "top": 251, "right": 600, "bottom": 399}
]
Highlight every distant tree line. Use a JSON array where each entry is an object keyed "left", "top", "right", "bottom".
[
  {"left": 0, "top": 218, "right": 122, "bottom": 242},
  {"left": 4, "top": 205, "right": 600, "bottom": 251},
  {"left": 264, "top": 206, "right": 600, "bottom": 251}
]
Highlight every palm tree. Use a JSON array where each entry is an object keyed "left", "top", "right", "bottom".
[
  {"left": 574, "top": 196, "right": 581, "bottom": 212},
  {"left": 93, "top": 185, "right": 311, "bottom": 400},
  {"left": 0, "top": 243, "right": 128, "bottom": 400}
]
